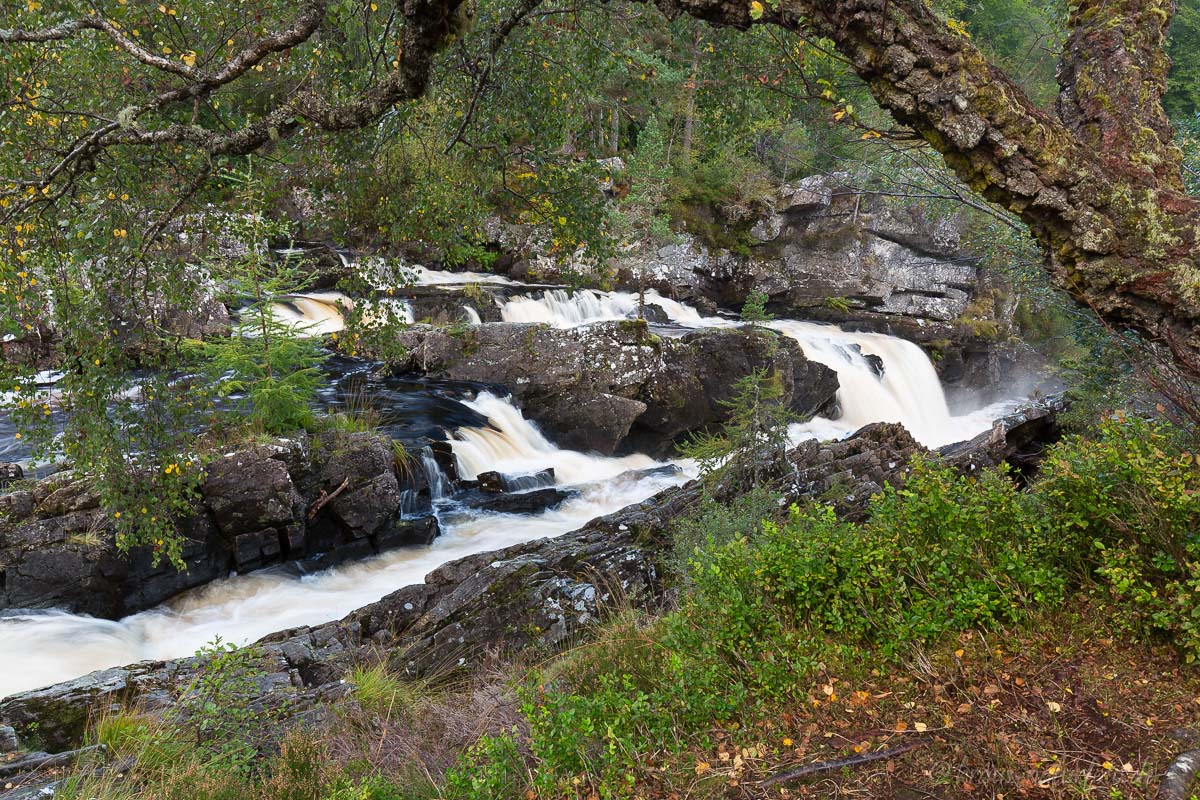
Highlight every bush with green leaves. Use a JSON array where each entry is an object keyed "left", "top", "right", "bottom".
[
  {"left": 441, "top": 730, "right": 528, "bottom": 800},
  {"left": 1036, "top": 414, "right": 1200, "bottom": 658},
  {"left": 500, "top": 418, "right": 1200, "bottom": 795},
  {"left": 175, "top": 637, "right": 284, "bottom": 774},
  {"left": 187, "top": 165, "right": 328, "bottom": 434}
]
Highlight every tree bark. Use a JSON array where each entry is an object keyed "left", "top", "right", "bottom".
[
  {"left": 680, "top": 27, "right": 703, "bottom": 159},
  {"left": 650, "top": 0, "right": 1200, "bottom": 376}
]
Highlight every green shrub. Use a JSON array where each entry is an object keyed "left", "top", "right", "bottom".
[
  {"left": 1035, "top": 414, "right": 1200, "bottom": 658},
  {"left": 442, "top": 731, "right": 528, "bottom": 800},
  {"left": 175, "top": 638, "right": 285, "bottom": 773},
  {"left": 409, "top": 415, "right": 1200, "bottom": 797}
]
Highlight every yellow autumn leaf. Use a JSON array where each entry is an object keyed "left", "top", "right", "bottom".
[{"left": 749, "top": 0, "right": 764, "bottom": 20}]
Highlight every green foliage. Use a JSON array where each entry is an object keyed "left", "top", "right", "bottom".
[
  {"left": 740, "top": 290, "right": 773, "bottom": 322},
  {"left": 441, "top": 731, "right": 528, "bottom": 800},
  {"left": 669, "top": 484, "right": 779, "bottom": 577},
  {"left": 1035, "top": 414, "right": 1200, "bottom": 659},
  {"left": 493, "top": 417, "right": 1198, "bottom": 796},
  {"left": 1165, "top": 0, "right": 1200, "bottom": 119},
  {"left": 622, "top": 114, "right": 674, "bottom": 241},
  {"left": 346, "top": 663, "right": 431, "bottom": 721},
  {"left": 679, "top": 365, "right": 794, "bottom": 485},
  {"left": 823, "top": 295, "right": 852, "bottom": 313},
  {"left": 187, "top": 166, "right": 327, "bottom": 434},
  {"left": 176, "top": 637, "right": 284, "bottom": 773}
]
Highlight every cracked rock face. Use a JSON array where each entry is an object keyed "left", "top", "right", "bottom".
[
  {"left": 609, "top": 174, "right": 980, "bottom": 325},
  {"left": 0, "top": 431, "right": 440, "bottom": 619}
]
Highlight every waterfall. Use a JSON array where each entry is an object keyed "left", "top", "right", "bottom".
[
  {"left": 0, "top": 258, "right": 1028, "bottom": 699},
  {"left": 411, "top": 264, "right": 515, "bottom": 286},
  {"left": 462, "top": 306, "right": 482, "bottom": 325},
  {"left": 420, "top": 445, "right": 451, "bottom": 501},
  {"left": 499, "top": 289, "right": 701, "bottom": 327},
  {"left": 262, "top": 292, "right": 350, "bottom": 337},
  {"left": 262, "top": 292, "right": 413, "bottom": 336},
  {"left": 449, "top": 392, "right": 655, "bottom": 484}
]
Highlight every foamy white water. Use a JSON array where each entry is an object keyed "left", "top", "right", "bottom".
[
  {"left": 451, "top": 392, "right": 656, "bottom": 483},
  {"left": 493, "top": 288, "right": 1013, "bottom": 449},
  {"left": 263, "top": 292, "right": 414, "bottom": 337},
  {"left": 0, "top": 398, "right": 684, "bottom": 697},
  {"left": 501, "top": 289, "right": 702, "bottom": 327}
]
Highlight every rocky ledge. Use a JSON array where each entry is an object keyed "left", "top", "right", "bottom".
[{"left": 0, "top": 432, "right": 445, "bottom": 619}]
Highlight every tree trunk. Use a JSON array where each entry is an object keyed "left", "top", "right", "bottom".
[
  {"left": 680, "top": 27, "right": 703, "bottom": 160},
  {"left": 609, "top": 107, "right": 621, "bottom": 155},
  {"left": 650, "top": 0, "right": 1200, "bottom": 376}
]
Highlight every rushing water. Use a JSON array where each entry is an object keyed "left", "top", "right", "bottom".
[
  {"left": 0, "top": 270, "right": 1025, "bottom": 698},
  {"left": 496, "top": 288, "right": 1016, "bottom": 448},
  {"left": 0, "top": 394, "right": 685, "bottom": 696}
]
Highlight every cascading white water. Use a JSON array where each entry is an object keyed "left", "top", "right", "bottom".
[
  {"left": 766, "top": 321, "right": 1015, "bottom": 448},
  {"left": 491, "top": 287, "right": 1015, "bottom": 449},
  {"left": 500, "top": 289, "right": 703, "bottom": 327},
  {"left": 0, "top": 398, "right": 685, "bottom": 698},
  {"left": 261, "top": 292, "right": 415, "bottom": 336},
  {"left": 451, "top": 392, "right": 656, "bottom": 484},
  {"left": 0, "top": 264, "right": 1027, "bottom": 699},
  {"left": 411, "top": 265, "right": 516, "bottom": 286},
  {"left": 462, "top": 306, "right": 483, "bottom": 325},
  {"left": 262, "top": 291, "right": 351, "bottom": 337},
  {"left": 420, "top": 445, "right": 451, "bottom": 501}
]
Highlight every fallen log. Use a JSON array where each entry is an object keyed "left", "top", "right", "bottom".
[
  {"left": 1158, "top": 749, "right": 1200, "bottom": 800},
  {"left": 761, "top": 739, "right": 927, "bottom": 787}
]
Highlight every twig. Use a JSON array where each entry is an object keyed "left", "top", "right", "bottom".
[
  {"left": 761, "top": 739, "right": 927, "bottom": 787},
  {"left": 308, "top": 477, "right": 350, "bottom": 520}
]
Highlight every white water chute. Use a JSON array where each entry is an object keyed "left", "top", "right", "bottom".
[
  {"left": 492, "top": 286, "right": 1014, "bottom": 449},
  {"left": 261, "top": 292, "right": 414, "bottom": 337},
  {"left": 450, "top": 392, "right": 655, "bottom": 484}
]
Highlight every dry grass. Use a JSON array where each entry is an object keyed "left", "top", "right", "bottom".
[{"left": 323, "top": 649, "right": 528, "bottom": 787}]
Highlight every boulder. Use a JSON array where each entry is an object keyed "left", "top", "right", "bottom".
[
  {"left": 0, "top": 471, "right": 232, "bottom": 618},
  {"left": 383, "top": 321, "right": 838, "bottom": 455},
  {"left": 0, "top": 724, "right": 18, "bottom": 752},
  {"left": 603, "top": 173, "right": 983, "bottom": 326},
  {"left": 637, "top": 326, "right": 839, "bottom": 444},
  {"left": 0, "top": 432, "right": 445, "bottom": 619},
  {"left": 463, "top": 487, "right": 572, "bottom": 515},
  {"left": 0, "top": 463, "right": 22, "bottom": 489},
  {"left": 202, "top": 443, "right": 306, "bottom": 571}
]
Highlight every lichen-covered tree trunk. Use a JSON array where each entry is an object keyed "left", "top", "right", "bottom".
[{"left": 651, "top": 0, "right": 1200, "bottom": 376}]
